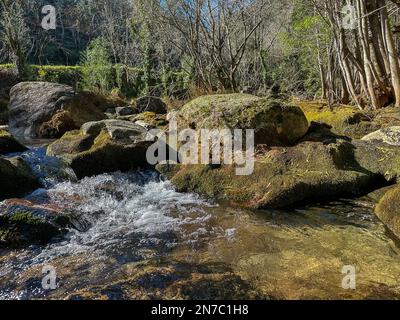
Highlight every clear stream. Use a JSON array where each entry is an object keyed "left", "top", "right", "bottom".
[{"left": 1, "top": 147, "right": 400, "bottom": 300}]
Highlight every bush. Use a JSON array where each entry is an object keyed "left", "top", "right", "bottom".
[
  {"left": 0, "top": 63, "right": 188, "bottom": 99},
  {"left": 32, "top": 65, "right": 82, "bottom": 89}
]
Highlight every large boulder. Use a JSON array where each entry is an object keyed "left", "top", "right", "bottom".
[
  {"left": 361, "top": 127, "right": 400, "bottom": 146},
  {"left": 0, "top": 157, "right": 40, "bottom": 200},
  {"left": 47, "top": 120, "right": 152, "bottom": 178},
  {"left": 8, "top": 82, "right": 124, "bottom": 138},
  {"left": 0, "top": 130, "right": 27, "bottom": 154},
  {"left": 177, "top": 94, "right": 309, "bottom": 146},
  {"left": 375, "top": 185, "right": 400, "bottom": 240},
  {"left": 157, "top": 137, "right": 400, "bottom": 209}
]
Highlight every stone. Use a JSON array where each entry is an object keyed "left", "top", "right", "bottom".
[
  {"left": 38, "top": 110, "right": 78, "bottom": 139},
  {"left": 8, "top": 82, "right": 124, "bottom": 138},
  {"left": 0, "top": 156, "right": 41, "bottom": 201},
  {"left": 375, "top": 185, "right": 400, "bottom": 240},
  {"left": 115, "top": 106, "right": 135, "bottom": 117},
  {"left": 47, "top": 121, "right": 151, "bottom": 178},
  {"left": 136, "top": 96, "right": 167, "bottom": 114},
  {"left": 177, "top": 94, "right": 309, "bottom": 146},
  {"left": 156, "top": 138, "right": 400, "bottom": 209},
  {"left": 0, "top": 130, "right": 27, "bottom": 154},
  {"left": 361, "top": 126, "right": 400, "bottom": 146}
]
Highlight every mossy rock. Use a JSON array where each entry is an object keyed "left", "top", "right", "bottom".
[
  {"left": 0, "top": 157, "right": 40, "bottom": 201},
  {"left": 375, "top": 185, "right": 400, "bottom": 240},
  {"left": 296, "top": 101, "right": 379, "bottom": 139},
  {"left": 0, "top": 130, "right": 28, "bottom": 154},
  {"left": 8, "top": 82, "right": 126, "bottom": 138},
  {"left": 157, "top": 139, "right": 400, "bottom": 209},
  {"left": 130, "top": 112, "right": 168, "bottom": 129},
  {"left": 47, "top": 123, "right": 151, "bottom": 178},
  {"left": 177, "top": 94, "right": 309, "bottom": 146},
  {"left": 0, "top": 211, "right": 62, "bottom": 248}
]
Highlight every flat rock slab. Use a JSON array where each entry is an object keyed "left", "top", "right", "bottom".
[
  {"left": 82, "top": 119, "right": 147, "bottom": 140},
  {"left": 362, "top": 126, "right": 400, "bottom": 146}
]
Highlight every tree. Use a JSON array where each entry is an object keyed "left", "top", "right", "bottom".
[
  {"left": 0, "top": 0, "right": 31, "bottom": 77},
  {"left": 80, "top": 38, "right": 113, "bottom": 94}
]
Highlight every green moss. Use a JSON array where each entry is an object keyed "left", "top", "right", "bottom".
[
  {"left": 157, "top": 140, "right": 396, "bottom": 209},
  {"left": 0, "top": 211, "right": 61, "bottom": 247},
  {"left": 0, "top": 130, "right": 10, "bottom": 137},
  {"left": 295, "top": 100, "right": 378, "bottom": 139},
  {"left": 132, "top": 112, "right": 168, "bottom": 128},
  {"left": 48, "top": 128, "right": 149, "bottom": 178},
  {"left": 90, "top": 130, "right": 111, "bottom": 151},
  {"left": 297, "top": 101, "right": 357, "bottom": 125},
  {"left": 376, "top": 185, "right": 400, "bottom": 240},
  {"left": 0, "top": 64, "right": 15, "bottom": 71},
  {"left": 178, "top": 94, "right": 309, "bottom": 146}
]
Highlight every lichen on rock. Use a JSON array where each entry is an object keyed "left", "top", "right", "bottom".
[
  {"left": 177, "top": 94, "right": 309, "bottom": 146},
  {"left": 47, "top": 120, "right": 151, "bottom": 178}
]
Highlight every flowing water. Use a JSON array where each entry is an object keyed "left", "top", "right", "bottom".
[{"left": 1, "top": 147, "right": 400, "bottom": 300}]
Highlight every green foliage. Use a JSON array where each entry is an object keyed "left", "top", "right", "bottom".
[
  {"left": 264, "top": 0, "right": 331, "bottom": 96},
  {"left": 80, "top": 38, "right": 114, "bottom": 94},
  {"left": 0, "top": 60, "right": 187, "bottom": 99},
  {"left": 113, "top": 64, "right": 144, "bottom": 97},
  {"left": 30, "top": 65, "right": 82, "bottom": 89}
]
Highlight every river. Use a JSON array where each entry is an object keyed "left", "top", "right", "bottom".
[{"left": 1, "top": 147, "right": 400, "bottom": 300}]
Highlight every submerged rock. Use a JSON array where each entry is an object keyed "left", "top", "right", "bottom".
[
  {"left": 375, "top": 185, "right": 400, "bottom": 239},
  {"left": 362, "top": 126, "right": 400, "bottom": 146},
  {"left": 8, "top": 82, "right": 124, "bottom": 138},
  {"left": 47, "top": 120, "right": 151, "bottom": 178},
  {"left": 0, "top": 157, "right": 40, "bottom": 201},
  {"left": 0, "top": 130, "right": 27, "bottom": 154},
  {"left": 66, "top": 264, "right": 264, "bottom": 300},
  {"left": 177, "top": 94, "right": 309, "bottom": 146}
]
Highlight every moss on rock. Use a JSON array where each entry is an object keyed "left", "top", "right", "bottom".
[
  {"left": 375, "top": 185, "right": 400, "bottom": 240},
  {"left": 157, "top": 138, "right": 400, "bottom": 209},
  {"left": 0, "top": 211, "right": 62, "bottom": 247},
  {"left": 178, "top": 94, "right": 309, "bottom": 146},
  {"left": 0, "top": 157, "right": 40, "bottom": 200},
  {"left": 296, "top": 100, "right": 382, "bottom": 139},
  {"left": 0, "top": 130, "right": 28, "bottom": 154},
  {"left": 47, "top": 124, "right": 151, "bottom": 178}
]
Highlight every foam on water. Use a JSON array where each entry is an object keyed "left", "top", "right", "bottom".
[
  {"left": 8, "top": 147, "right": 77, "bottom": 188},
  {"left": 31, "top": 171, "right": 217, "bottom": 263}
]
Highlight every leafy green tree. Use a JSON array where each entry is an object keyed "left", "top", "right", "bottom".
[
  {"left": 279, "top": 1, "right": 330, "bottom": 97},
  {"left": 80, "top": 38, "right": 113, "bottom": 94}
]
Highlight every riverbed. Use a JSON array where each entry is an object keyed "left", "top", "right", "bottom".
[{"left": 1, "top": 147, "right": 400, "bottom": 300}]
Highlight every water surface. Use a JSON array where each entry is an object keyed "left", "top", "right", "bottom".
[{"left": 1, "top": 148, "right": 400, "bottom": 300}]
